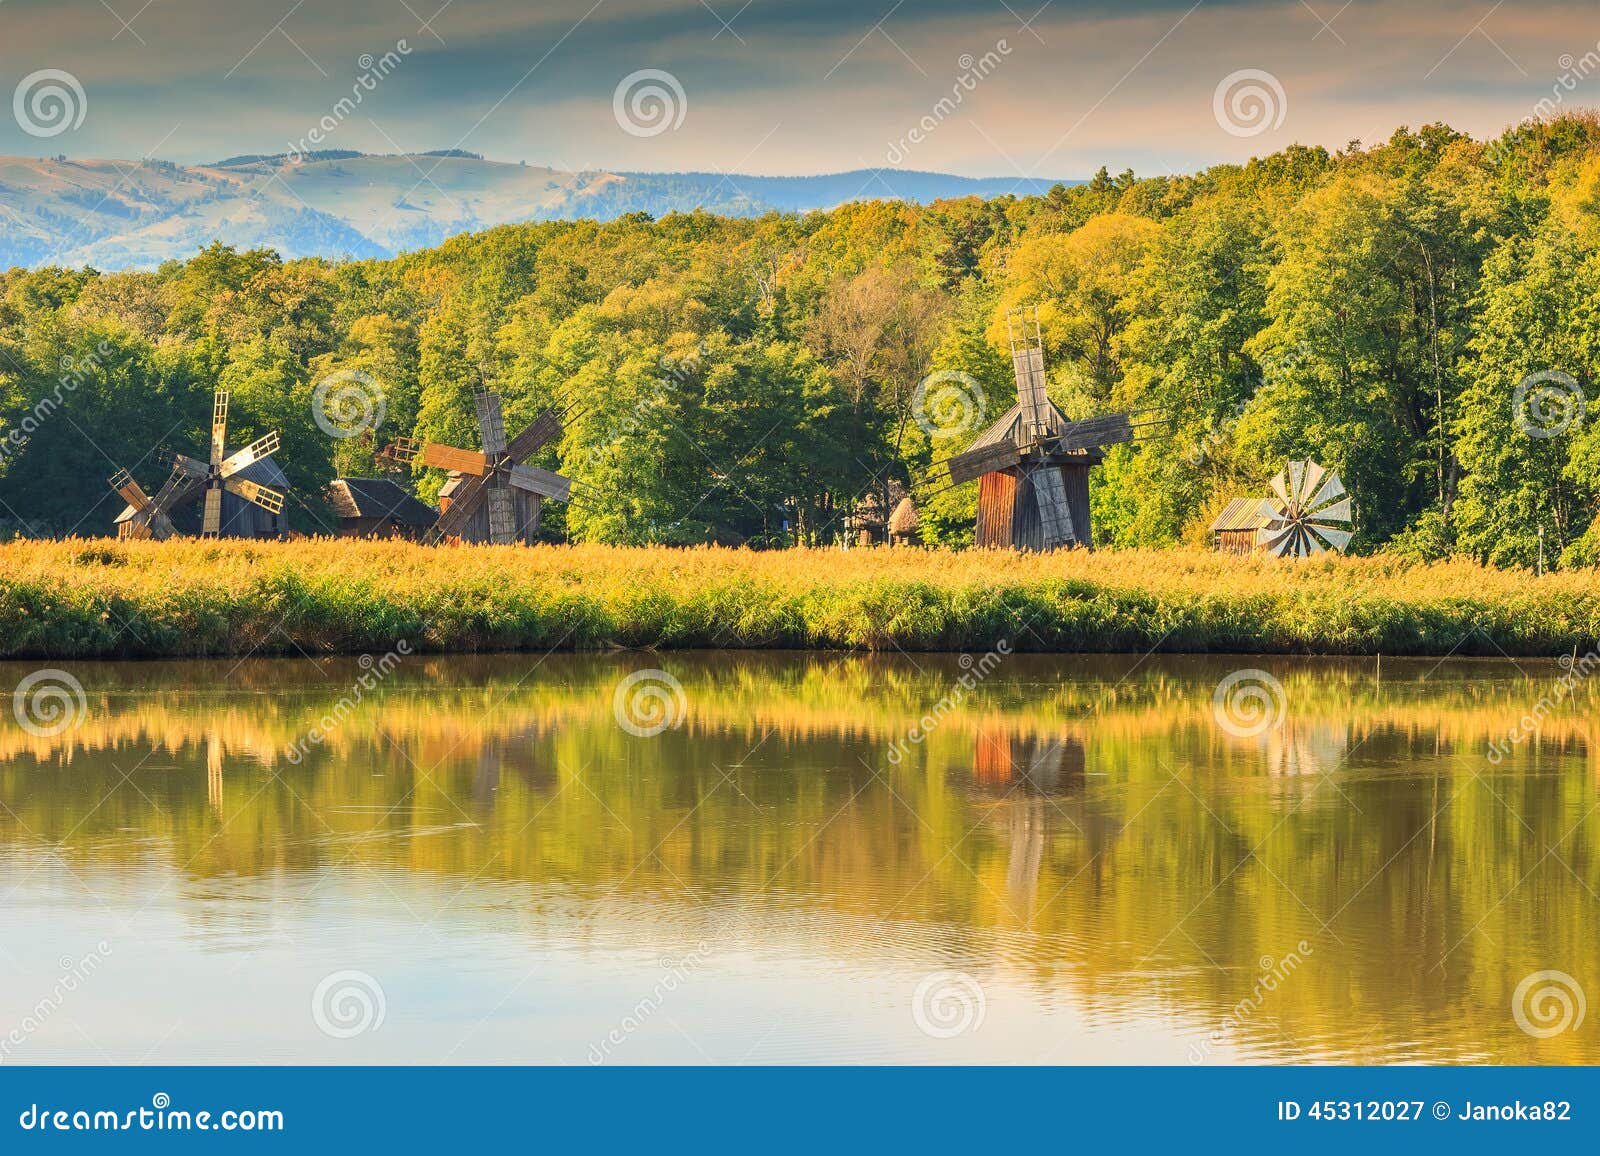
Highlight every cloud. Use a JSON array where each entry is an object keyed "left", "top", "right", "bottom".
[{"left": 0, "top": 0, "right": 1593, "bottom": 175}]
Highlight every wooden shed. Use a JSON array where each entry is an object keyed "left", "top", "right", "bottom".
[
  {"left": 1208, "top": 496, "right": 1282, "bottom": 555},
  {"left": 325, "top": 477, "right": 437, "bottom": 540}
]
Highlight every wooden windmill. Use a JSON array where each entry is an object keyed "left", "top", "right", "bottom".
[
  {"left": 108, "top": 387, "right": 287, "bottom": 539},
  {"left": 940, "top": 307, "right": 1162, "bottom": 551},
  {"left": 381, "top": 385, "right": 571, "bottom": 544}
]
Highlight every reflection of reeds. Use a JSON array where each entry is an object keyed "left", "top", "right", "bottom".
[
  {"left": 3, "top": 653, "right": 1593, "bottom": 770},
  {"left": 3, "top": 540, "right": 1598, "bottom": 657},
  {"left": 2, "top": 654, "right": 1596, "bottom": 1064}
]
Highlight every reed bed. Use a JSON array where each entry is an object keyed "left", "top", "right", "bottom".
[{"left": 1, "top": 538, "right": 1595, "bottom": 659}]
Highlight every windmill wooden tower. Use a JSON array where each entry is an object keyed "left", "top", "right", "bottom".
[
  {"left": 382, "top": 385, "right": 571, "bottom": 544},
  {"left": 940, "top": 308, "right": 1160, "bottom": 551},
  {"left": 108, "top": 388, "right": 287, "bottom": 539}
]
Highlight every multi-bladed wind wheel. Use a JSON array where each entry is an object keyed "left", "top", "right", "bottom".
[{"left": 1257, "top": 459, "right": 1353, "bottom": 557}]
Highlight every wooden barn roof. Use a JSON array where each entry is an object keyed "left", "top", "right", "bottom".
[
  {"left": 967, "top": 401, "right": 1072, "bottom": 450},
  {"left": 326, "top": 477, "right": 436, "bottom": 525}
]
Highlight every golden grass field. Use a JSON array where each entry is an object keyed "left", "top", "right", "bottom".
[{"left": 1, "top": 538, "right": 1596, "bottom": 658}]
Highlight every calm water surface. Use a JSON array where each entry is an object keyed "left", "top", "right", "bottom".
[{"left": 1, "top": 651, "right": 1596, "bottom": 1064}]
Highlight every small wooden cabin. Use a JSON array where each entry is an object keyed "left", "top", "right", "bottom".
[
  {"left": 114, "top": 457, "right": 289, "bottom": 540},
  {"left": 438, "top": 472, "right": 544, "bottom": 544},
  {"left": 325, "top": 477, "right": 437, "bottom": 540},
  {"left": 1208, "top": 497, "right": 1282, "bottom": 554}
]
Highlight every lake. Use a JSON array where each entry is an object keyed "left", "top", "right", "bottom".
[{"left": 1, "top": 650, "right": 1595, "bottom": 1064}]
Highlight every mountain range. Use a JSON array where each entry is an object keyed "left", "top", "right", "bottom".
[{"left": 0, "top": 151, "right": 1073, "bottom": 270}]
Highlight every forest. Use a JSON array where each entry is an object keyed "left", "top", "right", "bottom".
[{"left": 2, "top": 114, "right": 1599, "bottom": 568}]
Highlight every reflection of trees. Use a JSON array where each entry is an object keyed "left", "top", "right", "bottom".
[{"left": 0, "top": 652, "right": 1596, "bottom": 1063}]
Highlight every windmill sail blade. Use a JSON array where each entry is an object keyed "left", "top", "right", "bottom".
[
  {"left": 1049, "top": 413, "right": 1136, "bottom": 453},
  {"left": 211, "top": 390, "right": 230, "bottom": 468},
  {"left": 1032, "top": 467, "right": 1076, "bottom": 549},
  {"left": 171, "top": 453, "right": 210, "bottom": 480},
  {"left": 945, "top": 440, "right": 1023, "bottom": 486},
  {"left": 1008, "top": 307, "right": 1051, "bottom": 439},
  {"left": 473, "top": 387, "right": 507, "bottom": 458},
  {"left": 223, "top": 477, "right": 286, "bottom": 516},
  {"left": 201, "top": 486, "right": 223, "bottom": 536},
  {"left": 1268, "top": 468, "right": 1292, "bottom": 508},
  {"left": 432, "top": 474, "right": 488, "bottom": 540},
  {"left": 145, "top": 465, "right": 200, "bottom": 537},
  {"left": 109, "top": 468, "right": 153, "bottom": 513},
  {"left": 219, "top": 431, "right": 281, "bottom": 478},
  {"left": 505, "top": 409, "right": 563, "bottom": 462},
  {"left": 1307, "top": 522, "right": 1353, "bottom": 552},
  {"left": 1288, "top": 460, "right": 1307, "bottom": 504},
  {"left": 1297, "top": 460, "right": 1325, "bottom": 506},
  {"left": 1258, "top": 520, "right": 1297, "bottom": 556},
  {"left": 419, "top": 443, "right": 489, "bottom": 475},
  {"left": 485, "top": 480, "right": 517, "bottom": 543},
  {"left": 1306, "top": 473, "right": 1346, "bottom": 512},
  {"left": 505, "top": 463, "right": 572, "bottom": 502},
  {"left": 1310, "top": 495, "right": 1352, "bottom": 523}
]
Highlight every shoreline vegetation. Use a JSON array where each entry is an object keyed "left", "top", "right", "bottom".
[{"left": 1, "top": 539, "right": 1595, "bottom": 660}]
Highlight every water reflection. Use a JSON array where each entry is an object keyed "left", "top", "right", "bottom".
[{"left": 0, "top": 652, "right": 1595, "bottom": 1064}]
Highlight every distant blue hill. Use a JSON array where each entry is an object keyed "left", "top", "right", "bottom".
[{"left": 0, "top": 152, "right": 1082, "bottom": 270}]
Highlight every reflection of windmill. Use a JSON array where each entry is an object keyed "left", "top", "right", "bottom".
[
  {"left": 974, "top": 731, "right": 1086, "bottom": 795},
  {"left": 382, "top": 385, "right": 571, "bottom": 544},
  {"left": 1257, "top": 460, "right": 1352, "bottom": 557},
  {"left": 940, "top": 307, "right": 1165, "bottom": 550},
  {"left": 109, "top": 388, "right": 287, "bottom": 539}
]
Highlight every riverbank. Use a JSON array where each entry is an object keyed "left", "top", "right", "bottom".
[{"left": 1, "top": 539, "right": 1595, "bottom": 659}]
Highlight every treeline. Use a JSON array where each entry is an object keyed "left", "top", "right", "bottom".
[{"left": 2, "top": 115, "right": 1599, "bottom": 565}]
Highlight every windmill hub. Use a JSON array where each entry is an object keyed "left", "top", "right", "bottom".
[
  {"left": 380, "top": 384, "right": 574, "bottom": 545},
  {"left": 106, "top": 387, "right": 286, "bottom": 540}
]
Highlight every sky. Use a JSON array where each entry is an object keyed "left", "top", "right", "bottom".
[{"left": 0, "top": 0, "right": 1593, "bottom": 177}]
